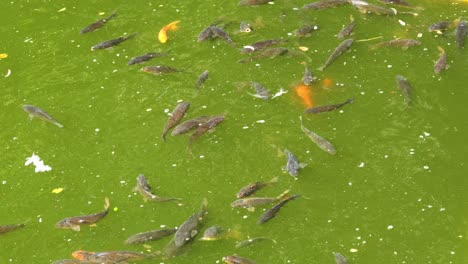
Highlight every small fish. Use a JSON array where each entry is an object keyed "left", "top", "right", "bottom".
[
  {"left": 295, "top": 84, "right": 313, "bottom": 108},
  {"left": 304, "top": 97, "right": 353, "bottom": 114},
  {"left": 52, "top": 260, "right": 96, "bottom": 264},
  {"left": 239, "top": 47, "right": 288, "bottom": 63},
  {"left": 174, "top": 198, "right": 208, "bottom": 247},
  {"left": 223, "top": 255, "right": 256, "bottom": 264},
  {"left": 195, "top": 70, "right": 209, "bottom": 90},
  {"left": 283, "top": 149, "right": 305, "bottom": 177},
  {"left": 434, "top": 46, "right": 448, "bottom": 74},
  {"left": 370, "top": 38, "right": 420, "bottom": 50},
  {"left": 23, "top": 105, "right": 64, "bottom": 128},
  {"left": 141, "top": 65, "right": 179, "bottom": 75},
  {"left": 248, "top": 82, "right": 270, "bottom": 100},
  {"left": 210, "top": 26, "right": 235, "bottom": 46},
  {"left": 352, "top": 2, "right": 397, "bottom": 15},
  {"left": 334, "top": 252, "right": 349, "bottom": 264},
  {"left": 198, "top": 25, "right": 215, "bottom": 42},
  {"left": 171, "top": 116, "right": 212, "bottom": 136},
  {"left": 72, "top": 250, "right": 151, "bottom": 263},
  {"left": 162, "top": 101, "right": 190, "bottom": 141},
  {"left": 128, "top": 52, "right": 166, "bottom": 65},
  {"left": 91, "top": 33, "right": 136, "bottom": 50},
  {"left": 295, "top": 24, "right": 319, "bottom": 37},
  {"left": 231, "top": 190, "right": 290, "bottom": 210},
  {"left": 337, "top": 16, "right": 356, "bottom": 39},
  {"left": 0, "top": 223, "right": 25, "bottom": 234},
  {"left": 55, "top": 197, "right": 110, "bottom": 231},
  {"left": 303, "top": 66, "right": 317, "bottom": 85},
  {"left": 299, "top": 116, "right": 336, "bottom": 155},
  {"left": 303, "top": 0, "right": 349, "bottom": 10},
  {"left": 396, "top": 75, "right": 412, "bottom": 105},
  {"left": 134, "top": 174, "right": 181, "bottom": 202},
  {"left": 240, "top": 21, "right": 252, "bottom": 33},
  {"left": 318, "top": 38, "right": 354, "bottom": 71},
  {"left": 188, "top": 116, "right": 224, "bottom": 146},
  {"left": 235, "top": 237, "right": 276, "bottom": 248},
  {"left": 80, "top": 11, "right": 117, "bottom": 34},
  {"left": 257, "top": 194, "right": 301, "bottom": 224},
  {"left": 240, "top": 39, "right": 288, "bottom": 54},
  {"left": 239, "top": 0, "right": 271, "bottom": 6},
  {"left": 428, "top": 21, "right": 450, "bottom": 33},
  {"left": 125, "top": 228, "right": 177, "bottom": 244},
  {"left": 158, "top": 20, "right": 180, "bottom": 43},
  {"left": 456, "top": 20, "right": 467, "bottom": 49},
  {"left": 199, "top": 226, "right": 225, "bottom": 241},
  {"left": 236, "top": 176, "right": 279, "bottom": 198}
]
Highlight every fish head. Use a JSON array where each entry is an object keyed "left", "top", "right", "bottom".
[
  {"left": 72, "top": 250, "right": 93, "bottom": 260},
  {"left": 55, "top": 218, "right": 81, "bottom": 231},
  {"left": 230, "top": 199, "right": 244, "bottom": 208}
]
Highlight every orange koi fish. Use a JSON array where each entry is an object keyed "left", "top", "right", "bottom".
[
  {"left": 158, "top": 20, "right": 180, "bottom": 43},
  {"left": 295, "top": 83, "right": 313, "bottom": 108}
]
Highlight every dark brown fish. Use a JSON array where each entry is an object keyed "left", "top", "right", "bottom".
[
  {"left": 223, "top": 255, "right": 256, "bottom": 264},
  {"left": 231, "top": 190, "right": 289, "bottom": 210},
  {"left": 171, "top": 116, "right": 212, "bottom": 136},
  {"left": 240, "top": 39, "right": 288, "bottom": 54},
  {"left": 133, "top": 174, "right": 181, "bottom": 202},
  {"left": 318, "top": 38, "right": 354, "bottom": 71},
  {"left": 128, "top": 52, "right": 166, "bottom": 65},
  {"left": 162, "top": 101, "right": 190, "bottom": 141},
  {"left": 210, "top": 26, "right": 235, "bottom": 46},
  {"left": 125, "top": 228, "right": 177, "bottom": 244},
  {"left": 370, "top": 38, "right": 420, "bottom": 50},
  {"left": 141, "top": 65, "right": 179, "bottom": 75},
  {"left": 428, "top": 21, "right": 450, "bottom": 33},
  {"left": 236, "top": 176, "right": 279, "bottom": 198},
  {"left": 55, "top": 197, "right": 110, "bottom": 231},
  {"left": 434, "top": 46, "right": 447, "bottom": 74},
  {"left": 174, "top": 198, "right": 208, "bottom": 247},
  {"left": 80, "top": 11, "right": 117, "bottom": 34},
  {"left": 198, "top": 26, "right": 215, "bottom": 42},
  {"left": 72, "top": 250, "right": 151, "bottom": 263},
  {"left": 239, "top": 0, "right": 271, "bottom": 6},
  {"left": 304, "top": 97, "right": 353, "bottom": 114},
  {"left": 257, "top": 194, "right": 300, "bottom": 224},
  {"left": 0, "top": 223, "right": 25, "bottom": 234},
  {"left": 239, "top": 47, "right": 288, "bottom": 63},
  {"left": 334, "top": 252, "right": 349, "bottom": 264},
  {"left": 23, "top": 105, "right": 64, "bottom": 128},
  {"left": 195, "top": 70, "right": 209, "bottom": 90},
  {"left": 295, "top": 24, "right": 319, "bottom": 37},
  {"left": 303, "top": 0, "right": 349, "bottom": 10},
  {"left": 283, "top": 149, "right": 305, "bottom": 177},
  {"left": 299, "top": 116, "right": 336, "bottom": 155},
  {"left": 91, "top": 33, "right": 136, "bottom": 50},
  {"left": 456, "top": 20, "right": 467, "bottom": 49},
  {"left": 337, "top": 16, "right": 356, "bottom": 39},
  {"left": 188, "top": 116, "right": 224, "bottom": 145},
  {"left": 396, "top": 75, "right": 412, "bottom": 105}
]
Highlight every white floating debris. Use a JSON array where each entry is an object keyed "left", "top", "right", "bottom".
[
  {"left": 160, "top": 224, "right": 166, "bottom": 228},
  {"left": 450, "top": 251, "right": 455, "bottom": 255},
  {"left": 440, "top": 208, "right": 446, "bottom": 211},
  {"left": 387, "top": 225, "right": 394, "bottom": 230},
  {"left": 387, "top": 65, "right": 392, "bottom": 68},
  {"left": 423, "top": 165, "right": 429, "bottom": 170},
  {"left": 5, "top": 69, "right": 11, "bottom": 77},
  {"left": 348, "top": 182, "right": 353, "bottom": 186},
  {"left": 358, "top": 162, "right": 365, "bottom": 168},
  {"left": 199, "top": 155, "right": 205, "bottom": 159},
  {"left": 417, "top": 33, "right": 423, "bottom": 38},
  {"left": 146, "top": 108, "right": 152, "bottom": 112},
  {"left": 164, "top": 108, "right": 169, "bottom": 113},
  {"left": 350, "top": 248, "right": 358, "bottom": 253},
  {"left": 243, "top": 215, "right": 248, "bottom": 219},
  {"left": 242, "top": 126, "right": 249, "bottom": 129},
  {"left": 256, "top": 120, "right": 266, "bottom": 124},
  {"left": 2, "top": 180, "right": 6, "bottom": 184},
  {"left": 172, "top": 164, "right": 177, "bottom": 167},
  {"left": 423, "top": 131, "right": 430, "bottom": 136},
  {"left": 287, "top": 32, "right": 293, "bottom": 36},
  {"left": 57, "top": 7, "right": 66, "bottom": 12},
  {"left": 95, "top": 128, "right": 100, "bottom": 132},
  {"left": 398, "top": 20, "right": 406, "bottom": 26},
  {"left": 271, "top": 88, "right": 288, "bottom": 99},
  {"left": 25, "top": 153, "right": 52, "bottom": 173}
]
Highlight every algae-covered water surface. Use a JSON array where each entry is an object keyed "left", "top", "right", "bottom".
[{"left": 0, "top": 0, "right": 467, "bottom": 263}]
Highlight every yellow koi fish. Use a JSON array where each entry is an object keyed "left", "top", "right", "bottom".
[{"left": 158, "top": 20, "right": 180, "bottom": 43}]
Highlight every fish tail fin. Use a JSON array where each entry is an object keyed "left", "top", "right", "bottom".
[
  {"left": 346, "top": 97, "right": 355, "bottom": 104},
  {"left": 55, "top": 122, "right": 64, "bottom": 128},
  {"left": 200, "top": 197, "right": 208, "bottom": 212},
  {"left": 269, "top": 176, "right": 280, "bottom": 185},
  {"left": 108, "top": 10, "right": 118, "bottom": 19},
  {"left": 317, "top": 66, "right": 324, "bottom": 71},
  {"left": 125, "top": 33, "right": 138, "bottom": 40},
  {"left": 437, "top": 46, "right": 445, "bottom": 54},
  {"left": 104, "top": 197, "right": 110, "bottom": 210}
]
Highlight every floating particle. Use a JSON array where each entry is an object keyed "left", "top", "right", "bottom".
[
  {"left": 57, "top": 7, "right": 66, "bottom": 12},
  {"left": 256, "top": 120, "right": 266, "bottom": 123},
  {"left": 242, "top": 126, "right": 249, "bottom": 129},
  {"left": 164, "top": 108, "right": 169, "bottom": 113},
  {"left": 51, "top": 188, "right": 64, "bottom": 194},
  {"left": 243, "top": 215, "right": 248, "bottom": 219},
  {"left": 398, "top": 20, "right": 406, "bottom": 26},
  {"left": 95, "top": 128, "right": 100, "bottom": 132},
  {"left": 387, "top": 65, "right": 393, "bottom": 68},
  {"left": 423, "top": 165, "right": 429, "bottom": 170},
  {"left": 25, "top": 153, "right": 52, "bottom": 173},
  {"left": 0, "top": 53, "right": 8, "bottom": 59},
  {"left": 387, "top": 225, "right": 394, "bottom": 230},
  {"left": 2, "top": 180, "right": 6, "bottom": 184},
  {"left": 146, "top": 108, "right": 152, "bottom": 112},
  {"left": 358, "top": 162, "right": 365, "bottom": 168},
  {"left": 423, "top": 131, "right": 430, "bottom": 136},
  {"left": 348, "top": 182, "right": 353, "bottom": 186},
  {"left": 113, "top": 207, "right": 118, "bottom": 212},
  {"left": 5, "top": 69, "right": 11, "bottom": 77},
  {"left": 299, "top": 46, "right": 309, "bottom": 51},
  {"left": 350, "top": 248, "right": 358, "bottom": 253}
]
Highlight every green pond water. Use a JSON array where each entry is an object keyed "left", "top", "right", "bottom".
[{"left": 1, "top": 0, "right": 467, "bottom": 263}]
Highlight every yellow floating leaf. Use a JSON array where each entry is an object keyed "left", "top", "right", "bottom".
[
  {"left": 51, "top": 188, "right": 64, "bottom": 194},
  {"left": 99, "top": 12, "right": 105, "bottom": 15},
  {"left": 0, "top": 53, "right": 8, "bottom": 59}
]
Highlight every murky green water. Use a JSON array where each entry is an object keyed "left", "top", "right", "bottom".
[{"left": 1, "top": 0, "right": 467, "bottom": 263}]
